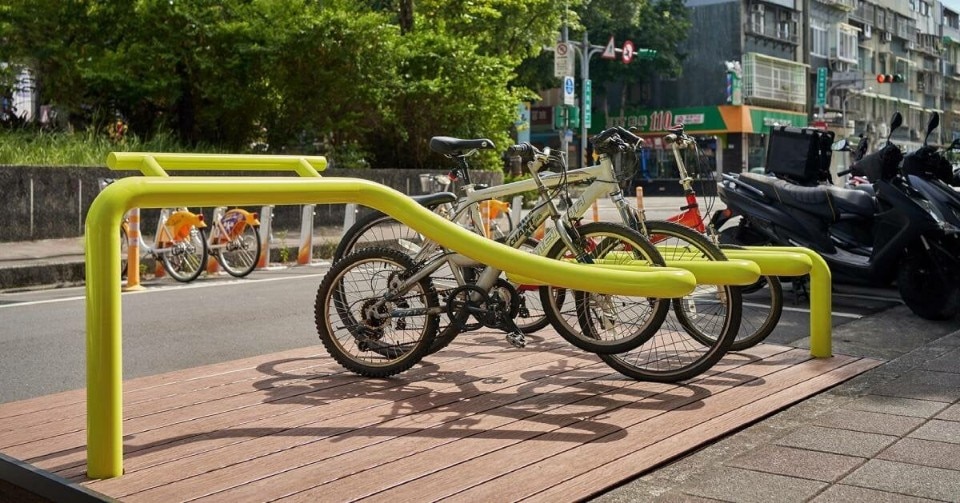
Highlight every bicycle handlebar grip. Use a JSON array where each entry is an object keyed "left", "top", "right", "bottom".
[
  {"left": 614, "top": 126, "right": 642, "bottom": 145},
  {"left": 506, "top": 142, "right": 536, "bottom": 161},
  {"left": 837, "top": 168, "right": 852, "bottom": 177}
]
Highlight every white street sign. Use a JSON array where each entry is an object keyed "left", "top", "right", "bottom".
[
  {"left": 601, "top": 36, "right": 617, "bottom": 60},
  {"left": 554, "top": 42, "right": 574, "bottom": 78}
]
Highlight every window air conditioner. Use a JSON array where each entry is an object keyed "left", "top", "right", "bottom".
[
  {"left": 863, "top": 25, "right": 872, "bottom": 39},
  {"left": 906, "top": 40, "right": 915, "bottom": 51},
  {"left": 752, "top": 4, "right": 764, "bottom": 14},
  {"left": 882, "top": 32, "right": 892, "bottom": 43},
  {"left": 954, "top": 65, "right": 960, "bottom": 76}
]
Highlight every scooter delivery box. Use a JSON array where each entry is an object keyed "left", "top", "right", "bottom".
[{"left": 765, "top": 126, "right": 835, "bottom": 185}]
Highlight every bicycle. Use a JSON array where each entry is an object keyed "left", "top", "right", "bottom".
[
  {"left": 98, "top": 181, "right": 209, "bottom": 283},
  {"left": 319, "top": 129, "right": 740, "bottom": 382},
  {"left": 335, "top": 129, "right": 743, "bottom": 348},
  {"left": 204, "top": 205, "right": 262, "bottom": 278},
  {"left": 651, "top": 124, "right": 784, "bottom": 351}
]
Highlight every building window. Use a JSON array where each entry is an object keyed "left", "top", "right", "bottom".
[
  {"left": 811, "top": 22, "right": 828, "bottom": 58},
  {"left": 837, "top": 26, "right": 858, "bottom": 63}
]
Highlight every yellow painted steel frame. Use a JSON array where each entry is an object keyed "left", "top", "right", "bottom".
[
  {"left": 107, "top": 152, "right": 328, "bottom": 177},
  {"left": 721, "top": 248, "right": 830, "bottom": 357},
  {"left": 85, "top": 176, "right": 697, "bottom": 479}
]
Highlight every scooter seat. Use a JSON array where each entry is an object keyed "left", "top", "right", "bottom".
[
  {"left": 825, "top": 186, "right": 876, "bottom": 217},
  {"left": 737, "top": 173, "right": 838, "bottom": 222}
]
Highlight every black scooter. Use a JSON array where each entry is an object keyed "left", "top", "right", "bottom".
[{"left": 713, "top": 112, "right": 960, "bottom": 320}]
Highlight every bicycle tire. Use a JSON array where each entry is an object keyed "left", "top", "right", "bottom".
[
  {"left": 719, "top": 243, "right": 784, "bottom": 350},
  {"left": 538, "top": 221, "right": 671, "bottom": 355},
  {"left": 334, "top": 210, "right": 433, "bottom": 262},
  {"left": 642, "top": 220, "right": 742, "bottom": 350},
  {"left": 160, "top": 227, "right": 208, "bottom": 282},
  {"left": 120, "top": 226, "right": 129, "bottom": 279},
  {"left": 314, "top": 247, "right": 439, "bottom": 378},
  {"left": 590, "top": 220, "right": 741, "bottom": 382},
  {"left": 216, "top": 224, "right": 262, "bottom": 278}
]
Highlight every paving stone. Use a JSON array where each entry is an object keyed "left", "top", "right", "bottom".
[
  {"left": 811, "top": 408, "right": 925, "bottom": 436},
  {"left": 908, "top": 419, "right": 960, "bottom": 444},
  {"left": 841, "top": 459, "right": 960, "bottom": 501},
  {"left": 810, "top": 483, "right": 942, "bottom": 503},
  {"left": 724, "top": 444, "right": 863, "bottom": 482},
  {"left": 775, "top": 425, "right": 897, "bottom": 457},
  {"left": 845, "top": 395, "right": 948, "bottom": 418},
  {"left": 935, "top": 403, "right": 960, "bottom": 422},
  {"left": 681, "top": 466, "right": 827, "bottom": 503},
  {"left": 877, "top": 437, "right": 960, "bottom": 471},
  {"left": 870, "top": 370, "right": 960, "bottom": 402}
]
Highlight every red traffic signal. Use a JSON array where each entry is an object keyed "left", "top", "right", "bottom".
[{"left": 876, "top": 74, "right": 904, "bottom": 83}]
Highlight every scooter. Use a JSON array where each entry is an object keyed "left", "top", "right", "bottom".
[{"left": 713, "top": 112, "right": 960, "bottom": 320}]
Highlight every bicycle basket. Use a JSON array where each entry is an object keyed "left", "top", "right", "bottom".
[{"left": 612, "top": 149, "right": 639, "bottom": 183}]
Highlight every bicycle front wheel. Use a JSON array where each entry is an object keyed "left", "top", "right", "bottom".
[
  {"left": 539, "top": 222, "right": 671, "bottom": 355},
  {"left": 315, "top": 247, "right": 439, "bottom": 377},
  {"left": 595, "top": 220, "right": 741, "bottom": 382},
  {"left": 161, "top": 227, "right": 208, "bottom": 282},
  {"left": 216, "top": 224, "right": 262, "bottom": 278}
]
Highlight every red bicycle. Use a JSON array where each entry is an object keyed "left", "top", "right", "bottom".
[{"left": 636, "top": 124, "right": 784, "bottom": 351}]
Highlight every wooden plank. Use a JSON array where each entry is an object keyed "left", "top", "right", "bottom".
[
  {"left": 526, "top": 357, "right": 881, "bottom": 502},
  {"left": 432, "top": 356, "right": 875, "bottom": 503},
  {"left": 282, "top": 350, "right": 809, "bottom": 501},
  {"left": 82, "top": 336, "right": 595, "bottom": 494},
  {"left": 91, "top": 346, "right": 623, "bottom": 500},
  {"left": 53, "top": 339, "right": 581, "bottom": 480}
]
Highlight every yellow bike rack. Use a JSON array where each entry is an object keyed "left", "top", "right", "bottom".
[
  {"left": 85, "top": 174, "right": 696, "bottom": 479},
  {"left": 723, "top": 247, "right": 831, "bottom": 358},
  {"left": 106, "top": 153, "right": 328, "bottom": 288}
]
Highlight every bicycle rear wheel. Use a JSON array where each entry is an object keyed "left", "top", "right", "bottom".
[
  {"left": 216, "top": 224, "right": 262, "bottom": 278},
  {"left": 539, "top": 221, "right": 671, "bottom": 355},
  {"left": 334, "top": 211, "right": 432, "bottom": 261},
  {"left": 160, "top": 227, "right": 208, "bottom": 282},
  {"left": 719, "top": 244, "right": 783, "bottom": 350},
  {"left": 315, "top": 247, "right": 439, "bottom": 377}
]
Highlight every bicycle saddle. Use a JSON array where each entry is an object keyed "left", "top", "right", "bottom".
[{"left": 429, "top": 136, "right": 496, "bottom": 156}]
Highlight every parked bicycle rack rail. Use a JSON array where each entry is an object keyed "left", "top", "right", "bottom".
[
  {"left": 85, "top": 172, "right": 699, "bottom": 479},
  {"left": 644, "top": 246, "right": 831, "bottom": 358},
  {"left": 105, "top": 152, "right": 328, "bottom": 288}
]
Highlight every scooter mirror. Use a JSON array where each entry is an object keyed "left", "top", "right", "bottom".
[
  {"left": 831, "top": 139, "right": 850, "bottom": 151},
  {"left": 888, "top": 112, "right": 903, "bottom": 143},
  {"left": 924, "top": 111, "right": 940, "bottom": 146}
]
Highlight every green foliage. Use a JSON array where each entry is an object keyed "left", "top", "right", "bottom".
[
  {"left": 0, "top": 130, "right": 222, "bottom": 166},
  {"left": 0, "top": 0, "right": 690, "bottom": 169}
]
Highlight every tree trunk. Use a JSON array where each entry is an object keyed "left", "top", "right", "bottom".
[{"left": 399, "top": 0, "right": 414, "bottom": 34}]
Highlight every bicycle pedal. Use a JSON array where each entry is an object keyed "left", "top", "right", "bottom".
[{"left": 505, "top": 332, "right": 526, "bottom": 349}]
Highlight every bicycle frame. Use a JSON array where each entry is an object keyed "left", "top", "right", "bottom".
[
  {"left": 371, "top": 151, "right": 638, "bottom": 314},
  {"left": 206, "top": 206, "right": 260, "bottom": 252}
]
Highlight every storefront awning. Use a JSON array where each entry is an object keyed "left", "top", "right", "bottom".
[{"left": 608, "top": 104, "right": 808, "bottom": 136}]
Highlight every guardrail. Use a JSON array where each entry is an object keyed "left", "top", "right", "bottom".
[{"left": 85, "top": 175, "right": 698, "bottom": 479}]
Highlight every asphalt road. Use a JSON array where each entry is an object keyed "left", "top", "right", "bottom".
[{"left": 0, "top": 258, "right": 901, "bottom": 404}]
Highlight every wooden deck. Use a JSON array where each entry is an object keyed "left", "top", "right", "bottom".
[{"left": 0, "top": 330, "right": 879, "bottom": 502}]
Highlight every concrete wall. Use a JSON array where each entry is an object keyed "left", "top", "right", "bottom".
[{"left": 0, "top": 166, "right": 503, "bottom": 243}]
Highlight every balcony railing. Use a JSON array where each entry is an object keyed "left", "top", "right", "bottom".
[{"left": 743, "top": 23, "right": 799, "bottom": 46}]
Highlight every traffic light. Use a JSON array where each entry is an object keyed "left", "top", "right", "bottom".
[{"left": 876, "top": 74, "right": 904, "bottom": 83}]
